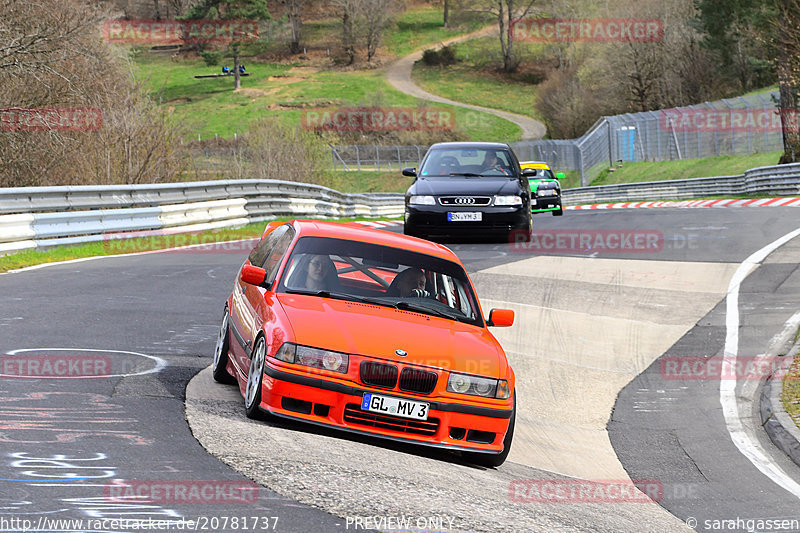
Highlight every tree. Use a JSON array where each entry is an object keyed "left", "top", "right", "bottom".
[
  {"left": 183, "top": 0, "right": 270, "bottom": 90},
  {"left": 333, "top": 0, "right": 398, "bottom": 64},
  {"left": 334, "top": 0, "right": 360, "bottom": 64},
  {"left": 362, "top": 0, "right": 397, "bottom": 62},
  {"left": 283, "top": 0, "right": 307, "bottom": 54},
  {"left": 481, "top": 0, "right": 536, "bottom": 73},
  {"left": 773, "top": 0, "right": 800, "bottom": 163}
]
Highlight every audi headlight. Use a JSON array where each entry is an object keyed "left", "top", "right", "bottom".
[
  {"left": 273, "top": 343, "right": 349, "bottom": 373},
  {"left": 409, "top": 195, "right": 436, "bottom": 206},
  {"left": 494, "top": 195, "right": 522, "bottom": 206},
  {"left": 447, "top": 373, "right": 508, "bottom": 398}
]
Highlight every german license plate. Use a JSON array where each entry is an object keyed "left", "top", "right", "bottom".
[
  {"left": 447, "top": 212, "right": 482, "bottom": 222},
  {"left": 361, "top": 393, "right": 429, "bottom": 420}
]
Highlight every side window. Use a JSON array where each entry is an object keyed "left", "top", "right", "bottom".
[
  {"left": 248, "top": 224, "right": 291, "bottom": 268},
  {"left": 264, "top": 229, "right": 294, "bottom": 284}
]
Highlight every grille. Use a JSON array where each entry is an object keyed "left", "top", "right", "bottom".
[
  {"left": 360, "top": 361, "right": 398, "bottom": 389},
  {"left": 398, "top": 367, "right": 438, "bottom": 394},
  {"left": 439, "top": 196, "right": 491, "bottom": 206},
  {"left": 344, "top": 404, "right": 440, "bottom": 436}
]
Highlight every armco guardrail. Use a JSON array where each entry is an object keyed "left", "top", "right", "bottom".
[
  {"left": 2, "top": 163, "right": 798, "bottom": 254},
  {"left": 0, "top": 179, "right": 404, "bottom": 254},
  {"left": 562, "top": 162, "right": 800, "bottom": 205}
]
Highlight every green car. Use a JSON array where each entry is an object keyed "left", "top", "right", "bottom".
[{"left": 520, "top": 161, "right": 564, "bottom": 216}]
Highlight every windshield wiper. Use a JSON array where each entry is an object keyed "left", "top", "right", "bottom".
[
  {"left": 285, "top": 289, "right": 392, "bottom": 307},
  {"left": 394, "top": 300, "right": 463, "bottom": 321},
  {"left": 448, "top": 172, "right": 483, "bottom": 177}
]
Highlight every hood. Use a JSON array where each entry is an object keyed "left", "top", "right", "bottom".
[
  {"left": 409, "top": 177, "right": 521, "bottom": 197},
  {"left": 276, "top": 294, "right": 508, "bottom": 378}
]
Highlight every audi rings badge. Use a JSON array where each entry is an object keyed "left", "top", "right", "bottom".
[{"left": 454, "top": 197, "right": 475, "bottom": 205}]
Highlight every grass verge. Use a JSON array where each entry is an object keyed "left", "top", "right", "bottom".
[
  {"left": 781, "top": 349, "right": 800, "bottom": 431},
  {"left": 411, "top": 37, "right": 544, "bottom": 122},
  {"left": 588, "top": 151, "right": 783, "bottom": 187},
  {"left": 134, "top": 52, "right": 519, "bottom": 142}
]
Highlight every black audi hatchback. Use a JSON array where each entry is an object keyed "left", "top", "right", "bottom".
[{"left": 403, "top": 142, "right": 534, "bottom": 241}]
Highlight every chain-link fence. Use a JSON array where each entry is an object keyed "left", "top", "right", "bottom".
[{"left": 330, "top": 91, "right": 783, "bottom": 186}]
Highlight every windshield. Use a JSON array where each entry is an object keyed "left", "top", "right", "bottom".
[
  {"left": 419, "top": 148, "right": 516, "bottom": 178},
  {"left": 278, "top": 236, "right": 484, "bottom": 327},
  {"left": 528, "top": 167, "right": 556, "bottom": 180}
]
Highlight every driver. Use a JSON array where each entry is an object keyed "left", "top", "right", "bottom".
[
  {"left": 389, "top": 267, "right": 428, "bottom": 297},
  {"left": 481, "top": 151, "right": 509, "bottom": 175}
]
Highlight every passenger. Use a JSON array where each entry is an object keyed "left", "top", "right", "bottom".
[{"left": 293, "top": 254, "right": 338, "bottom": 291}]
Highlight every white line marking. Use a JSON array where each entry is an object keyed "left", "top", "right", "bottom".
[
  {"left": 721, "top": 226, "right": 800, "bottom": 498},
  {"left": 1, "top": 348, "right": 167, "bottom": 379}
]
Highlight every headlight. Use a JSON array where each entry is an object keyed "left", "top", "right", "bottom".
[
  {"left": 447, "top": 373, "right": 508, "bottom": 398},
  {"left": 537, "top": 190, "right": 555, "bottom": 197},
  {"left": 494, "top": 195, "right": 522, "bottom": 206},
  {"left": 409, "top": 195, "right": 436, "bottom": 206},
  {"left": 273, "top": 342, "right": 349, "bottom": 373}
]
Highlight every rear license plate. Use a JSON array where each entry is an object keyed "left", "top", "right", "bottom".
[
  {"left": 361, "top": 393, "right": 429, "bottom": 420},
  {"left": 448, "top": 212, "right": 482, "bottom": 222}
]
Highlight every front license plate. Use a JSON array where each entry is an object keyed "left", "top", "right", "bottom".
[
  {"left": 448, "top": 212, "right": 482, "bottom": 222},
  {"left": 361, "top": 393, "right": 429, "bottom": 420}
]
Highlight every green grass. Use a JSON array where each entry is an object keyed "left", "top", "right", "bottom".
[
  {"left": 383, "top": 8, "right": 494, "bottom": 58},
  {"left": 587, "top": 151, "right": 783, "bottom": 187},
  {"left": 411, "top": 37, "right": 545, "bottom": 122},
  {"left": 133, "top": 52, "right": 518, "bottom": 141},
  {"left": 782, "top": 352, "right": 800, "bottom": 429},
  {"left": 326, "top": 170, "right": 412, "bottom": 193}
]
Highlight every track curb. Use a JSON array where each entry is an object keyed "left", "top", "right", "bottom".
[{"left": 760, "top": 337, "right": 800, "bottom": 469}]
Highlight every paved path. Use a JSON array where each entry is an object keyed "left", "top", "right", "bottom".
[{"left": 385, "top": 27, "right": 547, "bottom": 141}]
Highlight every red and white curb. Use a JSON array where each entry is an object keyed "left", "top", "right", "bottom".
[
  {"left": 354, "top": 220, "right": 403, "bottom": 228},
  {"left": 568, "top": 198, "right": 800, "bottom": 210}
]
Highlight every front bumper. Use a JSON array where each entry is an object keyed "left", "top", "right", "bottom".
[
  {"left": 531, "top": 196, "right": 561, "bottom": 213},
  {"left": 405, "top": 206, "right": 530, "bottom": 236},
  {"left": 260, "top": 363, "right": 513, "bottom": 454}
]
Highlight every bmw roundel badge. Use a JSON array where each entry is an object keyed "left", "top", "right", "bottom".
[{"left": 395, "top": 349, "right": 408, "bottom": 357}]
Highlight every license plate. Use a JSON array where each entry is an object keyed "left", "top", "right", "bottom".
[
  {"left": 361, "top": 393, "right": 429, "bottom": 420},
  {"left": 448, "top": 212, "right": 482, "bottom": 222}
]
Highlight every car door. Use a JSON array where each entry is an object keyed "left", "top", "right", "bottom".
[{"left": 230, "top": 224, "right": 294, "bottom": 379}]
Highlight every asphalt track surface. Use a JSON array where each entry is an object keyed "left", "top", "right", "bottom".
[{"left": 1, "top": 208, "right": 799, "bottom": 532}]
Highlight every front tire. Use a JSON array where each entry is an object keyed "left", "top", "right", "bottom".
[
  {"left": 212, "top": 308, "right": 236, "bottom": 384},
  {"left": 464, "top": 396, "right": 516, "bottom": 468},
  {"left": 553, "top": 206, "right": 563, "bottom": 216},
  {"left": 244, "top": 337, "right": 267, "bottom": 419}
]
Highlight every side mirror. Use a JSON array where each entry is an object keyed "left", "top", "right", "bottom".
[
  {"left": 241, "top": 264, "right": 268, "bottom": 287},
  {"left": 402, "top": 167, "right": 417, "bottom": 177},
  {"left": 487, "top": 308, "right": 514, "bottom": 327},
  {"left": 556, "top": 172, "right": 565, "bottom": 180},
  {"left": 521, "top": 168, "right": 536, "bottom": 177}
]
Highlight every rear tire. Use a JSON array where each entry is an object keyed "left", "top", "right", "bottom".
[
  {"left": 212, "top": 308, "right": 236, "bottom": 384},
  {"left": 464, "top": 395, "right": 516, "bottom": 468}
]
